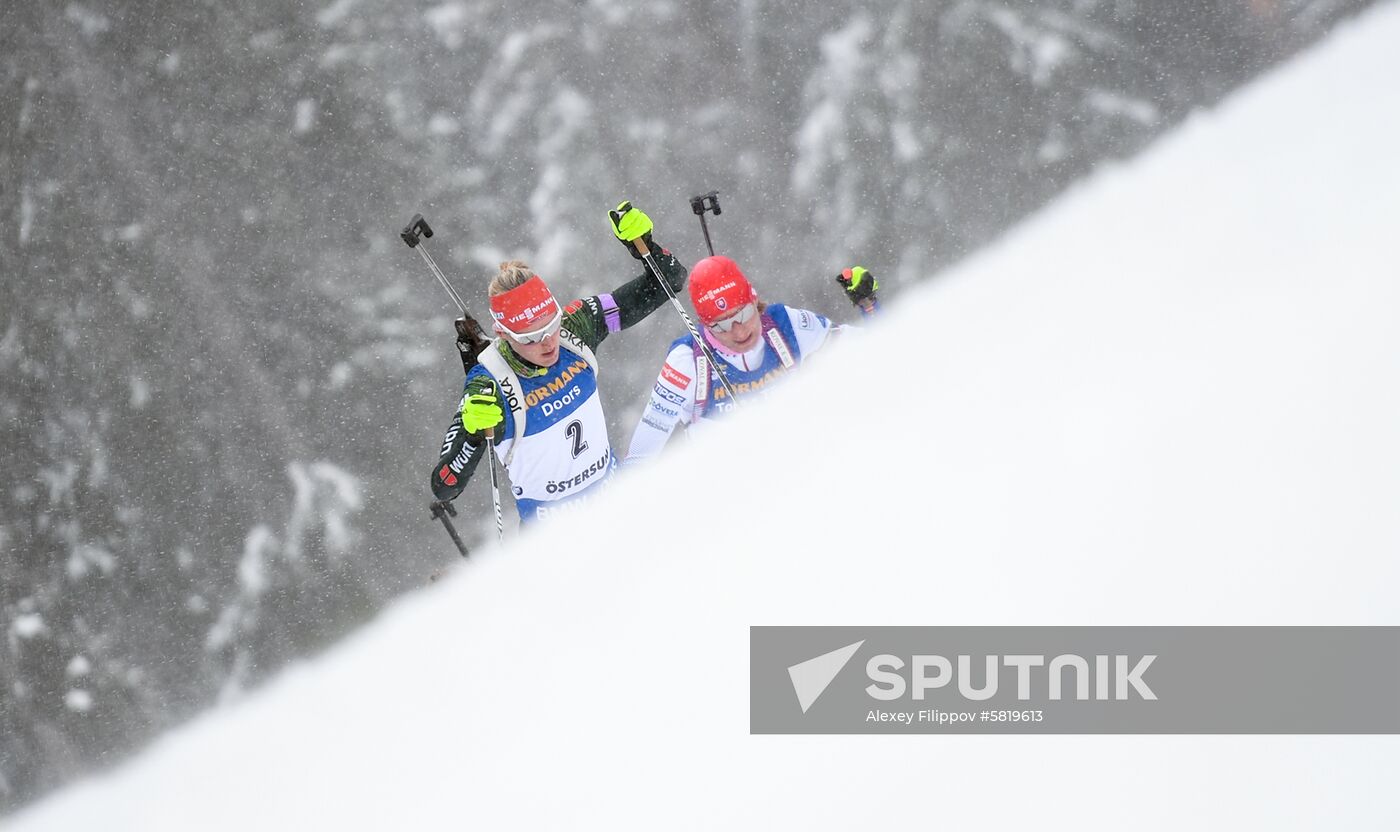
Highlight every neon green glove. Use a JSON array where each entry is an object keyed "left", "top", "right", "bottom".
[
  {"left": 459, "top": 377, "right": 504, "bottom": 436},
  {"left": 837, "top": 266, "right": 880, "bottom": 316},
  {"left": 609, "top": 200, "right": 655, "bottom": 259},
  {"left": 609, "top": 200, "right": 653, "bottom": 241},
  {"left": 837, "top": 266, "right": 877, "bottom": 301}
]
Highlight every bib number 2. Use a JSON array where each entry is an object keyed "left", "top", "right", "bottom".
[{"left": 565, "top": 419, "right": 589, "bottom": 459}]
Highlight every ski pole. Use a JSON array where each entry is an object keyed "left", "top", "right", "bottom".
[
  {"left": 484, "top": 430, "right": 504, "bottom": 542},
  {"left": 626, "top": 232, "right": 743, "bottom": 406},
  {"left": 401, "top": 214, "right": 473, "bottom": 316},
  {"left": 401, "top": 214, "right": 492, "bottom": 358},
  {"left": 402, "top": 213, "right": 506, "bottom": 543},
  {"left": 679, "top": 192, "right": 741, "bottom": 403},
  {"left": 690, "top": 190, "right": 721, "bottom": 256},
  {"left": 429, "top": 500, "right": 469, "bottom": 558}
]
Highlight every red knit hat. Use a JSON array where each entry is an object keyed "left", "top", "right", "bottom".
[
  {"left": 490, "top": 275, "right": 559, "bottom": 335},
  {"left": 689, "top": 256, "right": 757, "bottom": 325}
]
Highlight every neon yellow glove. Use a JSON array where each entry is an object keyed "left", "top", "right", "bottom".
[
  {"left": 459, "top": 378, "right": 503, "bottom": 436},
  {"left": 609, "top": 200, "right": 653, "bottom": 241},
  {"left": 837, "top": 266, "right": 877, "bottom": 301},
  {"left": 837, "top": 266, "right": 880, "bottom": 315},
  {"left": 609, "top": 200, "right": 656, "bottom": 259}
]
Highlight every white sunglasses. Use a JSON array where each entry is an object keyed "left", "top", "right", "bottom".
[
  {"left": 498, "top": 308, "right": 562, "bottom": 344},
  {"left": 707, "top": 302, "right": 758, "bottom": 334}
]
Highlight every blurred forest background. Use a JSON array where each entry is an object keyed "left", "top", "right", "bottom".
[{"left": 0, "top": 0, "right": 1374, "bottom": 813}]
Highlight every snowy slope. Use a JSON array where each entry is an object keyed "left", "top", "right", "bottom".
[{"left": 12, "top": 3, "right": 1400, "bottom": 829}]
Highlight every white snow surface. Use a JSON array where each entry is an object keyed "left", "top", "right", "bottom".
[{"left": 14, "top": 4, "right": 1400, "bottom": 829}]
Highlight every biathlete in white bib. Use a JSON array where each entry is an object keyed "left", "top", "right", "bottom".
[
  {"left": 430, "top": 202, "right": 685, "bottom": 522},
  {"left": 625, "top": 257, "right": 879, "bottom": 462}
]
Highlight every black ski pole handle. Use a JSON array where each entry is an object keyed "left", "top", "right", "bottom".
[
  {"left": 689, "top": 191, "right": 721, "bottom": 256},
  {"left": 690, "top": 191, "right": 721, "bottom": 216},
  {"left": 401, "top": 213, "right": 434, "bottom": 248}
]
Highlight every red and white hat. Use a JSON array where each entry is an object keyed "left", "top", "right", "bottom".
[
  {"left": 490, "top": 275, "right": 560, "bottom": 335},
  {"left": 689, "top": 256, "right": 757, "bottom": 325}
]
